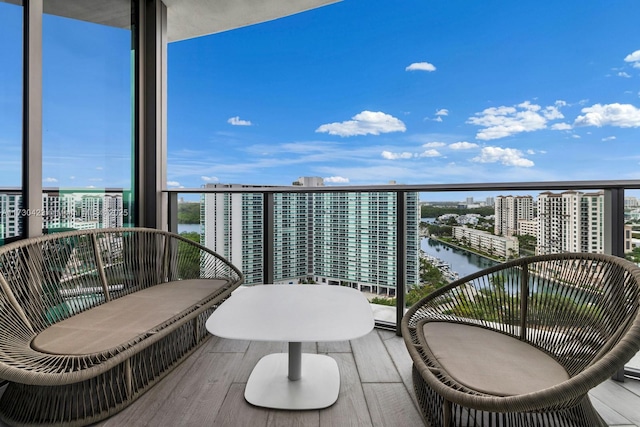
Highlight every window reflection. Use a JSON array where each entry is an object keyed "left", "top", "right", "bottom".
[
  {"left": 0, "top": 1, "right": 23, "bottom": 245},
  {"left": 42, "top": 0, "right": 134, "bottom": 231}
]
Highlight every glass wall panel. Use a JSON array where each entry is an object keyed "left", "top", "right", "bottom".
[
  {"left": 42, "top": 0, "right": 134, "bottom": 232},
  {"left": 0, "top": 1, "right": 23, "bottom": 245}
]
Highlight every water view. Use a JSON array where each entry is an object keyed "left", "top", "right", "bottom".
[
  {"left": 421, "top": 237, "right": 498, "bottom": 278},
  {"left": 178, "top": 223, "right": 201, "bottom": 234}
]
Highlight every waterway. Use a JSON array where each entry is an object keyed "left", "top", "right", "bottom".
[
  {"left": 420, "top": 237, "right": 498, "bottom": 278},
  {"left": 177, "top": 223, "right": 201, "bottom": 234}
]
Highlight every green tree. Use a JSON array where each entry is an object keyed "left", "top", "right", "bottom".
[
  {"left": 178, "top": 202, "right": 200, "bottom": 224},
  {"left": 421, "top": 205, "right": 494, "bottom": 218},
  {"left": 178, "top": 232, "right": 201, "bottom": 278},
  {"left": 517, "top": 234, "right": 537, "bottom": 255}
]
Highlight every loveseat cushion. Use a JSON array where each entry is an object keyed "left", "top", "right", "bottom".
[
  {"left": 422, "top": 322, "right": 569, "bottom": 396},
  {"left": 32, "top": 279, "right": 227, "bottom": 355}
]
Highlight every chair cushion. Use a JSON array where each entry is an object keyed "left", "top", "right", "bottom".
[
  {"left": 32, "top": 279, "right": 227, "bottom": 355},
  {"left": 423, "top": 322, "right": 569, "bottom": 396}
]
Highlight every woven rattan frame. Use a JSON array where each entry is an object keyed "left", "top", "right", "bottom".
[
  {"left": 0, "top": 228, "right": 243, "bottom": 427},
  {"left": 402, "top": 252, "right": 640, "bottom": 427}
]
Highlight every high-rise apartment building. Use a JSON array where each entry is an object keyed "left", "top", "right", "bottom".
[
  {"left": 537, "top": 191, "right": 604, "bottom": 255},
  {"left": 103, "top": 194, "right": 124, "bottom": 228},
  {"left": 311, "top": 189, "right": 419, "bottom": 296},
  {"left": 42, "top": 192, "right": 76, "bottom": 230},
  {"left": 79, "top": 194, "right": 125, "bottom": 229},
  {"left": 494, "top": 195, "right": 534, "bottom": 236},
  {"left": 201, "top": 178, "right": 419, "bottom": 295},
  {"left": 201, "top": 184, "right": 267, "bottom": 285},
  {"left": 0, "top": 193, "right": 22, "bottom": 239}
]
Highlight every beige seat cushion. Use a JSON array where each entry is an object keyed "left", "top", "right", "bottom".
[
  {"left": 423, "top": 322, "right": 569, "bottom": 396},
  {"left": 32, "top": 279, "right": 228, "bottom": 355}
]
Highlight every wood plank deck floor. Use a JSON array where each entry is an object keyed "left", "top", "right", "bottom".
[
  {"left": 2, "top": 329, "right": 639, "bottom": 426},
  {"left": 97, "top": 329, "right": 640, "bottom": 427}
]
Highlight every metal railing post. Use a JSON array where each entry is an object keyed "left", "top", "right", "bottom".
[
  {"left": 167, "top": 191, "right": 178, "bottom": 234},
  {"left": 396, "top": 192, "right": 406, "bottom": 336},
  {"left": 605, "top": 187, "right": 627, "bottom": 382},
  {"left": 604, "top": 188, "right": 625, "bottom": 257}
]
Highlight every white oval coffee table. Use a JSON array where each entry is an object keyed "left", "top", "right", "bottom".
[{"left": 205, "top": 284, "right": 374, "bottom": 410}]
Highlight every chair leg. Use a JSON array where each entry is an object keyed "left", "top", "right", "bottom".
[{"left": 443, "top": 399, "right": 452, "bottom": 427}]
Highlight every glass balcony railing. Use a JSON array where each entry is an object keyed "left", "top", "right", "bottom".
[
  {"left": 0, "top": 188, "right": 133, "bottom": 244},
  {"left": 166, "top": 178, "right": 640, "bottom": 379}
]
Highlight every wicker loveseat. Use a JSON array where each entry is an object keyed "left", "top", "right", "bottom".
[
  {"left": 0, "top": 228, "right": 243, "bottom": 426},
  {"left": 402, "top": 253, "right": 640, "bottom": 427}
]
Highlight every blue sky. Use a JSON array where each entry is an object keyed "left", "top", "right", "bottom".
[
  {"left": 1, "top": 0, "right": 640, "bottom": 198},
  {"left": 167, "top": 0, "right": 640, "bottom": 190}
]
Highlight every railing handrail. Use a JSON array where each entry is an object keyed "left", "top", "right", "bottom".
[{"left": 163, "top": 179, "right": 640, "bottom": 194}]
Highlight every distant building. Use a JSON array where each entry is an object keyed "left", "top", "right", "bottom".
[
  {"left": 494, "top": 195, "right": 534, "bottom": 237},
  {"left": 537, "top": 191, "right": 604, "bottom": 255},
  {"left": 625, "top": 197, "right": 639, "bottom": 208},
  {"left": 42, "top": 192, "right": 76, "bottom": 230},
  {"left": 201, "top": 178, "right": 419, "bottom": 295},
  {"left": 452, "top": 226, "right": 519, "bottom": 259},
  {"left": 518, "top": 218, "right": 538, "bottom": 237},
  {"left": 1, "top": 191, "right": 125, "bottom": 240},
  {"left": 103, "top": 194, "right": 124, "bottom": 228},
  {"left": 0, "top": 193, "right": 22, "bottom": 239},
  {"left": 625, "top": 225, "right": 633, "bottom": 253}
]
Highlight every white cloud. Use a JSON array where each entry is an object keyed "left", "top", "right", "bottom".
[
  {"left": 418, "top": 149, "right": 441, "bottom": 157},
  {"left": 324, "top": 176, "right": 349, "bottom": 183},
  {"left": 624, "top": 50, "right": 640, "bottom": 67},
  {"left": 201, "top": 175, "right": 219, "bottom": 182},
  {"left": 551, "top": 122, "right": 572, "bottom": 130},
  {"left": 95, "top": 166, "right": 104, "bottom": 170},
  {"left": 406, "top": 62, "right": 436, "bottom": 72},
  {"left": 43, "top": 177, "right": 58, "bottom": 183},
  {"left": 422, "top": 142, "right": 446, "bottom": 148},
  {"left": 449, "top": 141, "right": 478, "bottom": 150},
  {"left": 167, "top": 181, "right": 181, "bottom": 187},
  {"left": 433, "top": 116, "right": 443, "bottom": 122},
  {"left": 618, "top": 71, "right": 632, "bottom": 78},
  {"left": 574, "top": 103, "right": 640, "bottom": 128},
  {"left": 316, "top": 111, "right": 406, "bottom": 137},
  {"left": 467, "top": 101, "right": 564, "bottom": 140},
  {"left": 228, "top": 116, "right": 252, "bottom": 126},
  {"left": 435, "top": 109, "right": 449, "bottom": 116},
  {"left": 602, "top": 136, "right": 617, "bottom": 141},
  {"left": 543, "top": 106, "right": 563, "bottom": 120},
  {"left": 382, "top": 150, "right": 413, "bottom": 160},
  {"left": 471, "top": 147, "right": 534, "bottom": 167}
]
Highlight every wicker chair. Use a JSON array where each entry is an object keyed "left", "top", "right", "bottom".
[
  {"left": 402, "top": 253, "right": 640, "bottom": 427},
  {"left": 0, "top": 228, "right": 243, "bottom": 427}
]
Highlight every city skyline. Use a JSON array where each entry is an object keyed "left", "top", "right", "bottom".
[{"left": 1, "top": 1, "right": 640, "bottom": 193}]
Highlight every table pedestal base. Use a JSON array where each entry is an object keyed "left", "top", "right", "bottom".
[{"left": 244, "top": 353, "right": 340, "bottom": 410}]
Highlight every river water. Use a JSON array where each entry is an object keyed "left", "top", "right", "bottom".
[
  {"left": 420, "top": 237, "right": 498, "bottom": 278},
  {"left": 177, "top": 224, "right": 201, "bottom": 234}
]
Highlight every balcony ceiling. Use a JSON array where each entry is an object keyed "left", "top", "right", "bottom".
[
  {"left": 2, "top": 0, "right": 339, "bottom": 42},
  {"left": 163, "top": 0, "right": 340, "bottom": 42}
]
